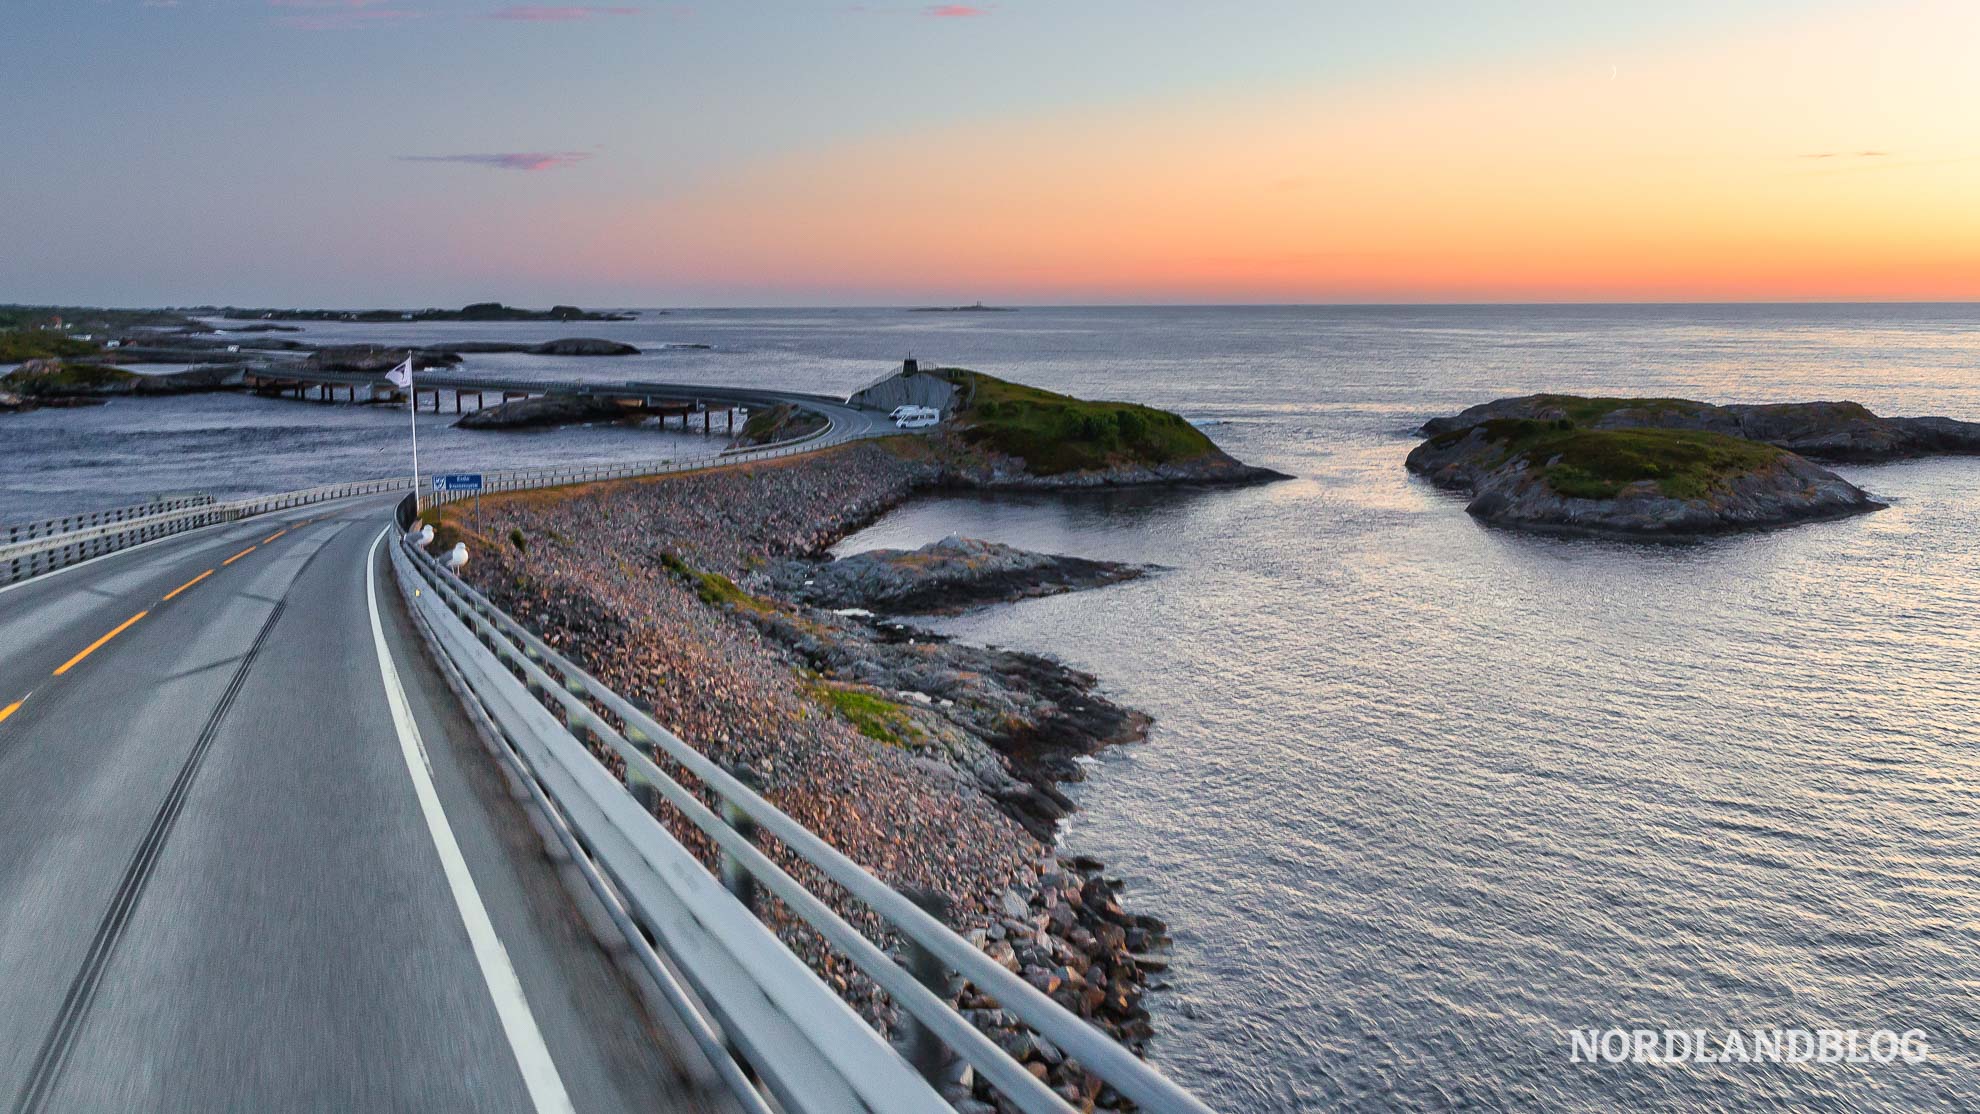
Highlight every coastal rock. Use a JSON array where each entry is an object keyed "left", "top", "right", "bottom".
[
  {"left": 1406, "top": 418, "right": 1882, "bottom": 536},
  {"left": 217, "top": 302, "right": 634, "bottom": 323},
  {"left": 2, "top": 359, "right": 241, "bottom": 398},
  {"left": 779, "top": 535, "right": 1148, "bottom": 615},
  {"left": 1421, "top": 393, "right": 1980, "bottom": 463},
  {"left": 455, "top": 393, "right": 642, "bottom": 430},
  {"left": 932, "top": 434, "right": 1288, "bottom": 490},
  {"left": 306, "top": 345, "right": 462, "bottom": 374},
  {"left": 429, "top": 338, "right": 641, "bottom": 356},
  {"left": 529, "top": 337, "right": 641, "bottom": 356},
  {"left": 729, "top": 402, "right": 828, "bottom": 448}
]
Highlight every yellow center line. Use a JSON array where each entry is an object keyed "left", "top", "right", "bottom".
[
  {"left": 163, "top": 569, "right": 214, "bottom": 601},
  {"left": 222, "top": 545, "right": 257, "bottom": 566},
  {"left": 0, "top": 698, "right": 23, "bottom": 724},
  {"left": 54, "top": 611, "right": 148, "bottom": 676},
  {"left": 263, "top": 528, "right": 287, "bottom": 544}
]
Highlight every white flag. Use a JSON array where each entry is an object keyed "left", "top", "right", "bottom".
[{"left": 385, "top": 356, "right": 413, "bottom": 390}]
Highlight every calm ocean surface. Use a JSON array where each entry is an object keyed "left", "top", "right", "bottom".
[{"left": 9, "top": 305, "right": 1980, "bottom": 1110}]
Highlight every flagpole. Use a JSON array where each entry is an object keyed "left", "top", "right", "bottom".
[{"left": 407, "top": 350, "right": 420, "bottom": 510}]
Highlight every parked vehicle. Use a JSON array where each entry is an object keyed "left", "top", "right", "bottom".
[{"left": 892, "top": 405, "right": 941, "bottom": 428}]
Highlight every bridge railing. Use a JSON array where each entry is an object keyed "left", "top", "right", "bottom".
[
  {"left": 390, "top": 532, "right": 1216, "bottom": 1114},
  {"left": 1, "top": 397, "right": 850, "bottom": 587},
  {"left": 3, "top": 493, "right": 218, "bottom": 547},
  {"left": 0, "top": 479, "right": 409, "bottom": 587}
]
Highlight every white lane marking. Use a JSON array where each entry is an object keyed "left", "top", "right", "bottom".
[{"left": 366, "top": 528, "right": 574, "bottom": 1114}]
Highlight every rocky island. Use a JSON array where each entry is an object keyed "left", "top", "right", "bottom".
[
  {"left": 421, "top": 373, "right": 1274, "bottom": 1109},
  {"left": 206, "top": 301, "right": 635, "bottom": 323},
  {"left": 775, "top": 535, "right": 1149, "bottom": 615},
  {"left": 916, "top": 367, "right": 1287, "bottom": 489},
  {"left": 1410, "top": 392, "right": 1980, "bottom": 536}
]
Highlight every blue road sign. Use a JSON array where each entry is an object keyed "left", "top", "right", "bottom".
[{"left": 434, "top": 473, "right": 484, "bottom": 493}]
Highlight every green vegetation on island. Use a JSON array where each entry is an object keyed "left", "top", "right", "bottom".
[
  {"left": 0, "top": 305, "right": 202, "bottom": 336},
  {"left": 0, "top": 329, "right": 104, "bottom": 363},
  {"left": 2, "top": 360, "right": 139, "bottom": 396},
  {"left": 1427, "top": 418, "right": 1787, "bottom": 501},
  {"left": 942, "top": 368, "right": 1218, "bottom": 475},
  {"left": 1407, "top": 393, "right": 1894, "bottom": 535}
]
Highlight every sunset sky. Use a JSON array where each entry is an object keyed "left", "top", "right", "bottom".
[{"left": 2, "top": 1, "right": 1976, "bottom": 305}]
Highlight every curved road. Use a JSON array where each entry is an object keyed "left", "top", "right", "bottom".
[{"left": 0, "top": 496, "right": 740, "bottom": 1112}]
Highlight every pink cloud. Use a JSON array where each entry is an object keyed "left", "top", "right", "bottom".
[
  {"left": 925, "top": 4, "right": 987, "bottom": 15},
  {"left": 272, "top": 1, "right": 426, "bottom": 29},
  {"left": 398, "top": 152, "right": 596, "bottom": 172},
  {"left": 484, "top": 5, "right": 640, "bottom": 19}
]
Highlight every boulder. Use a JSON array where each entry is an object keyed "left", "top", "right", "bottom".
[
  {"left": 779, "top": 535, "right": 1149, "bottom": 614},
  {"left": 455, "top": 393, "right": 643, "bottom": 430},
  {"left": 529, "top": 337, "right": 641, "bottom": 356},
  {"left": 306, "top": 346, "right": 461, "bottom": 374}
]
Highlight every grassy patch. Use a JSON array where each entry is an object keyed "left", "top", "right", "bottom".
[
  {"left": 808, "top": 683, "right": 921, "bottom": 747},
  {"left": 0, "top": 329, "right": 107, "bottom": 363},
  {"left": 1511, "top": 393, "right": 1718, "bottom": 426},
  {"left": 736, "top": 402, "right": 828, "bottom": 447},
  {"left": 943, "top": 368, "right": 1215, "bottom": 475},
  {"left": 2, "top": 360, "right": 139, "bottom": 395},
  {"left": 1465, "top": 419, "right": 1784, "bottom": 500},
  {"left": 658, "top": 551, "right": 771, "bottom": 612}
]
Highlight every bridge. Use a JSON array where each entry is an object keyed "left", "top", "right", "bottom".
[
  {"left": 0, "top": 380, "right": 1214, "bottom": 1113},
  {"left": 239, "top": 367, "right": 897, "bottom": 439}
]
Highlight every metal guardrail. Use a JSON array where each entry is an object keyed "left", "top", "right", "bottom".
[
  {"left": 0, "top": 479, "right": 408, "bottom": 587},
  {"left": 421, "top": 409, "right": 851, "bottom": 511},
  {"left": 391, "top": 535, "right": 1216, "bottom": 1114},
  {"left": 1, "top": 398, "right": 846, "bottom": 587},
  {"left": 4, "top": 494, "right": 217, "bottom": 547}
]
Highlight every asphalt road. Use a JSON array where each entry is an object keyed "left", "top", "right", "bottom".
[{"left": 0, "top": 497, "right": 736, "bottom": 1112}]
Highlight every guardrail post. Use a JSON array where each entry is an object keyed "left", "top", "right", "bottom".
[
  {"left": 899, "top": 887, "right": 957, "bottom": 1085},
  {"left": 717, "top": 766, "right": 765, "bottom": 913}
]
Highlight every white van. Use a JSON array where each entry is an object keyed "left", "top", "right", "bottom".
[{"left": 891, "top": 405, "right": 941, "bottom": 429}]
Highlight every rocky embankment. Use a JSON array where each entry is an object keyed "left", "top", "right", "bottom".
[
  {"left": 1422, "top": 393, "right": 1980, "bottom": 463},
  {"left": 436, "top": 441, "right": 1181, "bottom": 1110},
  {"left": 775, "top": 535, "right": 1148, "bottom": 615}
]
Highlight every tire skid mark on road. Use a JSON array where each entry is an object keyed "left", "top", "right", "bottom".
[{"left": 8, "top": 599, "right": 289, "bottom": 1114}]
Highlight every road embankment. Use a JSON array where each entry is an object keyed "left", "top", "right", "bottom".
[{"left": 431, "top": 440, "right": 1179, "bottom": 1109}]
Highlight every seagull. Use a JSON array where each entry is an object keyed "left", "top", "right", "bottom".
[
  {"left": 444, "top": 542, "right": 470, "bottom": 572},
  {"left": 413, "top": 523, "right": 435, "bottom": 549}
]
